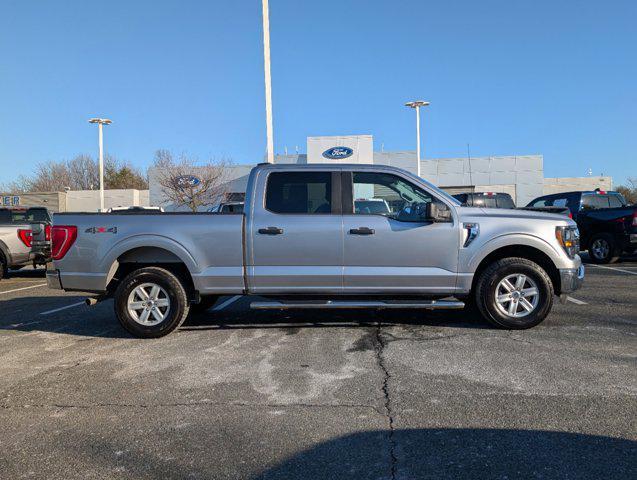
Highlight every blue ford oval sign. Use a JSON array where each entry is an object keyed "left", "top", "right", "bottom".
[
  {"left": 322, "top": 146, "right": 353, "bottom": 160},
  {"left": 174, "top": 175, "right": 201, "bottom": 189}
]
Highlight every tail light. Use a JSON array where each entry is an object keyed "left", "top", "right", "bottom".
[
  {"left": 51, "top": 225, "right": 77, "bottom": 260},
  {"left": 568, "top": 212, "right": 573, "bottom": 219},
  {"left": 45, "top": 224, "right": 51, "bottom": 241},
  {"left": 17, "top": 229, "right": 32, "bottom": 247},
  {"left": 633, "top": 211, "right": 637, "bottom": 227}
]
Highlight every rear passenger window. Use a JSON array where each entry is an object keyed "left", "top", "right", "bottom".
[
  {"left": 266, "top": 172, "right": 332, "bottom": 214},
  {"left": 530, "top": 198, "right": 551, "bottom": 207},
  {"left": 582, "top": 195, "right": 609, "bottom": 210},
  {"left": 496, "top": 195, "right": 515, "bottom": 209},
  {"left": 608, "top": 195, "right": 623, "bottom": 208}
]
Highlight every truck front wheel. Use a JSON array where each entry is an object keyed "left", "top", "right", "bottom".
[
  {"left": 475, "top": 257, "right": 554, "bottom": 329},
  {"left": 114, "top": 266, "right": 190, "bottom": 338}
]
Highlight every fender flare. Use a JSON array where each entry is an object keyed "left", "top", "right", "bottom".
[
  {"left": 467, "top": 233, "right": 562, "bottom": 272},
  {"left": 101, "top": 235, "right": 199, "bottom": 285}
]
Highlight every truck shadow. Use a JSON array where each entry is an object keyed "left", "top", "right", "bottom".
[
  {"left": 0, "top": 296, "right": 490, "bottom": 338},
  {"left": 5, "top": 267, "right": 47, "bottom": 279},
  {"left": 182, "top": 303, "right": 491, "bottom": 332}
]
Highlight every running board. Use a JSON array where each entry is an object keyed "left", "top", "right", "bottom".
[{"left": 250, "top": 300, "right": 465, "bottom": 310}]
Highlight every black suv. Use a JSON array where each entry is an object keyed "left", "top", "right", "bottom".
[{"left": 527, "top": 190, "right": 637, "bottom": 263}]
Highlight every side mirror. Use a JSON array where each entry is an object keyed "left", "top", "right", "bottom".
[{"left": 424, "top": 202, "right": 452, "bottom": 222}]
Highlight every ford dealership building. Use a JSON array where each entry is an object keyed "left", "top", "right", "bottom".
[{"left": 149, "top": 135, "right": 612, "bottom": 209}]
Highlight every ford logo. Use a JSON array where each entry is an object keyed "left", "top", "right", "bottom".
[
  {"left": 174, "top": 175, "right": 201, "bottom": 189},
  {"left": 322, "top": 146, "right": 353, "bottom": 160}
]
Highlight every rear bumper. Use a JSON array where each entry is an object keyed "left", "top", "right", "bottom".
[{"left": 559, "top": 264, "right": 585, "bottom": 294}]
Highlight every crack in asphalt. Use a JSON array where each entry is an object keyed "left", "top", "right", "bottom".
[{"left": 375, "top": 322, "right": 397, "bottom": 480}]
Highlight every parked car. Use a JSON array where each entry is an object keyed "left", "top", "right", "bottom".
[
  {"left": 453, "top": 191, "right": 570, "bottom": 216},
  {"left": 47, "top": 163, "right": 583, "bottom": 337},
  {"left": 107, "top": 206, "right": 165, "bottom": 213},
  {"left": 527, "top": 190, "right": 637, "bottom": 263},
  {"left": 208, "top": 202, "right": 244, "bottom": 214},
  {"left": 453, "top": 192, "right": 516, "bottom": 209},
  {"left": 354, "top": 198, "right": 391, "bottom": 215},
  {"left": 0, "top": 207, "right": 52, "bottom": 279}
]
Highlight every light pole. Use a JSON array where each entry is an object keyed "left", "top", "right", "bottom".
[
  {"left": 405, "top": 100, "right": 430, "bottom": 178},
  {"left": 262, "top": 0, "right": 274, "bottom": 163},
  {"left": 88, "top": 118, "right": 112, "bottom": 211}
]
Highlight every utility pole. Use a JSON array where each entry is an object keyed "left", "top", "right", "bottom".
[{"left": 262, "top": 0, "right": 274, "bottom": 163}]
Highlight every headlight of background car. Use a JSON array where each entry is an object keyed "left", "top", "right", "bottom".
[{"left": 555, "top": 226, "right": 580, "bottom": 258}]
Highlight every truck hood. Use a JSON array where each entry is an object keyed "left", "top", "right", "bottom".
[{"left": 457, "top": 206, "right": 575, "bottom": 225}]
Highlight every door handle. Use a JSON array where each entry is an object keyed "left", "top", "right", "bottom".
[
  {"left": 258, "top": 226, "right": 284, "bottom": 235},
  {"left": 349, "top": 227, "right": 375, "bottom": 235}
]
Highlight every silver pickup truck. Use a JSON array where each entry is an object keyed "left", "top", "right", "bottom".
[
  {"left": 0, "top": 207, "right": 51, "bottom": 280},
  {"left": 47, "top": 163, "right": 584, "bottom": 337}
]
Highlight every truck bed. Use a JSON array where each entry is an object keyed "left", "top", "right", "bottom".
[{"left": 52, "top": 212, "right": 245, "bottom": 293}]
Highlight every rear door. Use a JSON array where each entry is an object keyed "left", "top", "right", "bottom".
[
  {"left": 341, "top": 170, "right": 459, "bottom": 293},
  {"left": 248, "top": 169, "right": 344, "bottom": 293}
]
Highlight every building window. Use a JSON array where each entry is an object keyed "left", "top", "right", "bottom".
[{"left": 265, "top": 172, "right": 332, "bottom": 214}]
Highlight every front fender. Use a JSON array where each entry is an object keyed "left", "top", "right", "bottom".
[{"left": 466, "top": 233, "right": 565, "bottom": 272}]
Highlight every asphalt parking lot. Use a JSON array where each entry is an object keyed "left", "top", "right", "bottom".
[{"left": 1, "top": 257, "right": 635, "bottom": 479}]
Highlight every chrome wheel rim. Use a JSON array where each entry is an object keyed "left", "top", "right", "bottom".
[
  {"left": 591, "top": 239, "right": 609, "bottom": 259},
  {"left": 127, "top": 282, "right": 170, "bottom": 326},
  {"left": 495, "top": 274, "right": 539, "bottom": 318}
]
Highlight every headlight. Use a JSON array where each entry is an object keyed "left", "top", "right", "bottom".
[{"left": 556, "top": 226, "right": 580, "bottom": 258}]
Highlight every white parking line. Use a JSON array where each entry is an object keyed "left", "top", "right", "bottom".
[
  {"left": 40, "top": 301, "right": 86, "bottom": 316},
  {"left": 588, "top": 264, "right": 637, "bottom": 276},
  {"left": 566, "top": 296, "right": 588, "bottom": 305},
  {"left": 0, "top": 283, "right": 47, "bottom": 295},
  {"left": 212, "top": 295, "right": 242, "bottom": 311}
]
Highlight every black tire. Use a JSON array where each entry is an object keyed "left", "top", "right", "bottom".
[
  {"left": 588, "top": 233, "right": 620, "bottom": 264},
  {"left": 114, "top": 266, "right": 190, "bottom": 338},
  {"left": 0, "top": 255, "right": 6, "bottom": 281},
  {"left": 475, "top": 257, "right": 554, "bottom": 330},
  {"left": 190, "top": 295, "right": 219, "bottom": 314}
]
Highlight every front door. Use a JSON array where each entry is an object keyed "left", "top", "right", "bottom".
[
  {"left": 342, "top": 170, "right": 460, "bottom": 294},
  {"left": 248, "top": 170, "right": 343, "bottom": 294}
]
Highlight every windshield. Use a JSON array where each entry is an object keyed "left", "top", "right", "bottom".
[{"left": 393, "top": 169, "right": 462, "bottom": 206}]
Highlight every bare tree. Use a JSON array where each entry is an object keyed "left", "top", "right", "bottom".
[
  {"left": 152, "top": 150, "right": 231, "bottom": 212},
  {"left": 617, "top": 177, "right": 637, "bottom": 204},
  {"left": 2, "top": 155, "right": 148, "bottom": 193}
]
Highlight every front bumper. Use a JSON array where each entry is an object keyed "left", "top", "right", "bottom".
[{"left": 559, "top": 264, "right": 585, "bottom": 294}]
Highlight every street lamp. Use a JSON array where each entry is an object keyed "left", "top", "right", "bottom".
[
  {"left": 88, "top": 118, "right": 112, "bottom": 211},
  {"left": 261, "top": 0, "right": 274, "bottom": 163},
  {"left": 405, "top": 100, "right": 430, "bottom": 178}
]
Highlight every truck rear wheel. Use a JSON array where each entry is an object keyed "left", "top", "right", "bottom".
[
  {"left": 0, "top": 255, "right": 6, "bottom": 281},
  {"left": 475, "top": 257, "right": 554, "bottom": 329},
  {"left": 588, "top": 233, "right": 620, "bottom": 264},
  {"left": 114, "top": 266, "right": 190, "bottom": 338}
]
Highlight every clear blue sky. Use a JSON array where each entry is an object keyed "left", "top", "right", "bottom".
[{"left": 1, "top": 0, "right": 635, "bottom": 185}]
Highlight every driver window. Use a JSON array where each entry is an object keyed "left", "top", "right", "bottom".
[{"left": 351, "top": 172, "right": 444, "bottom": 222}]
